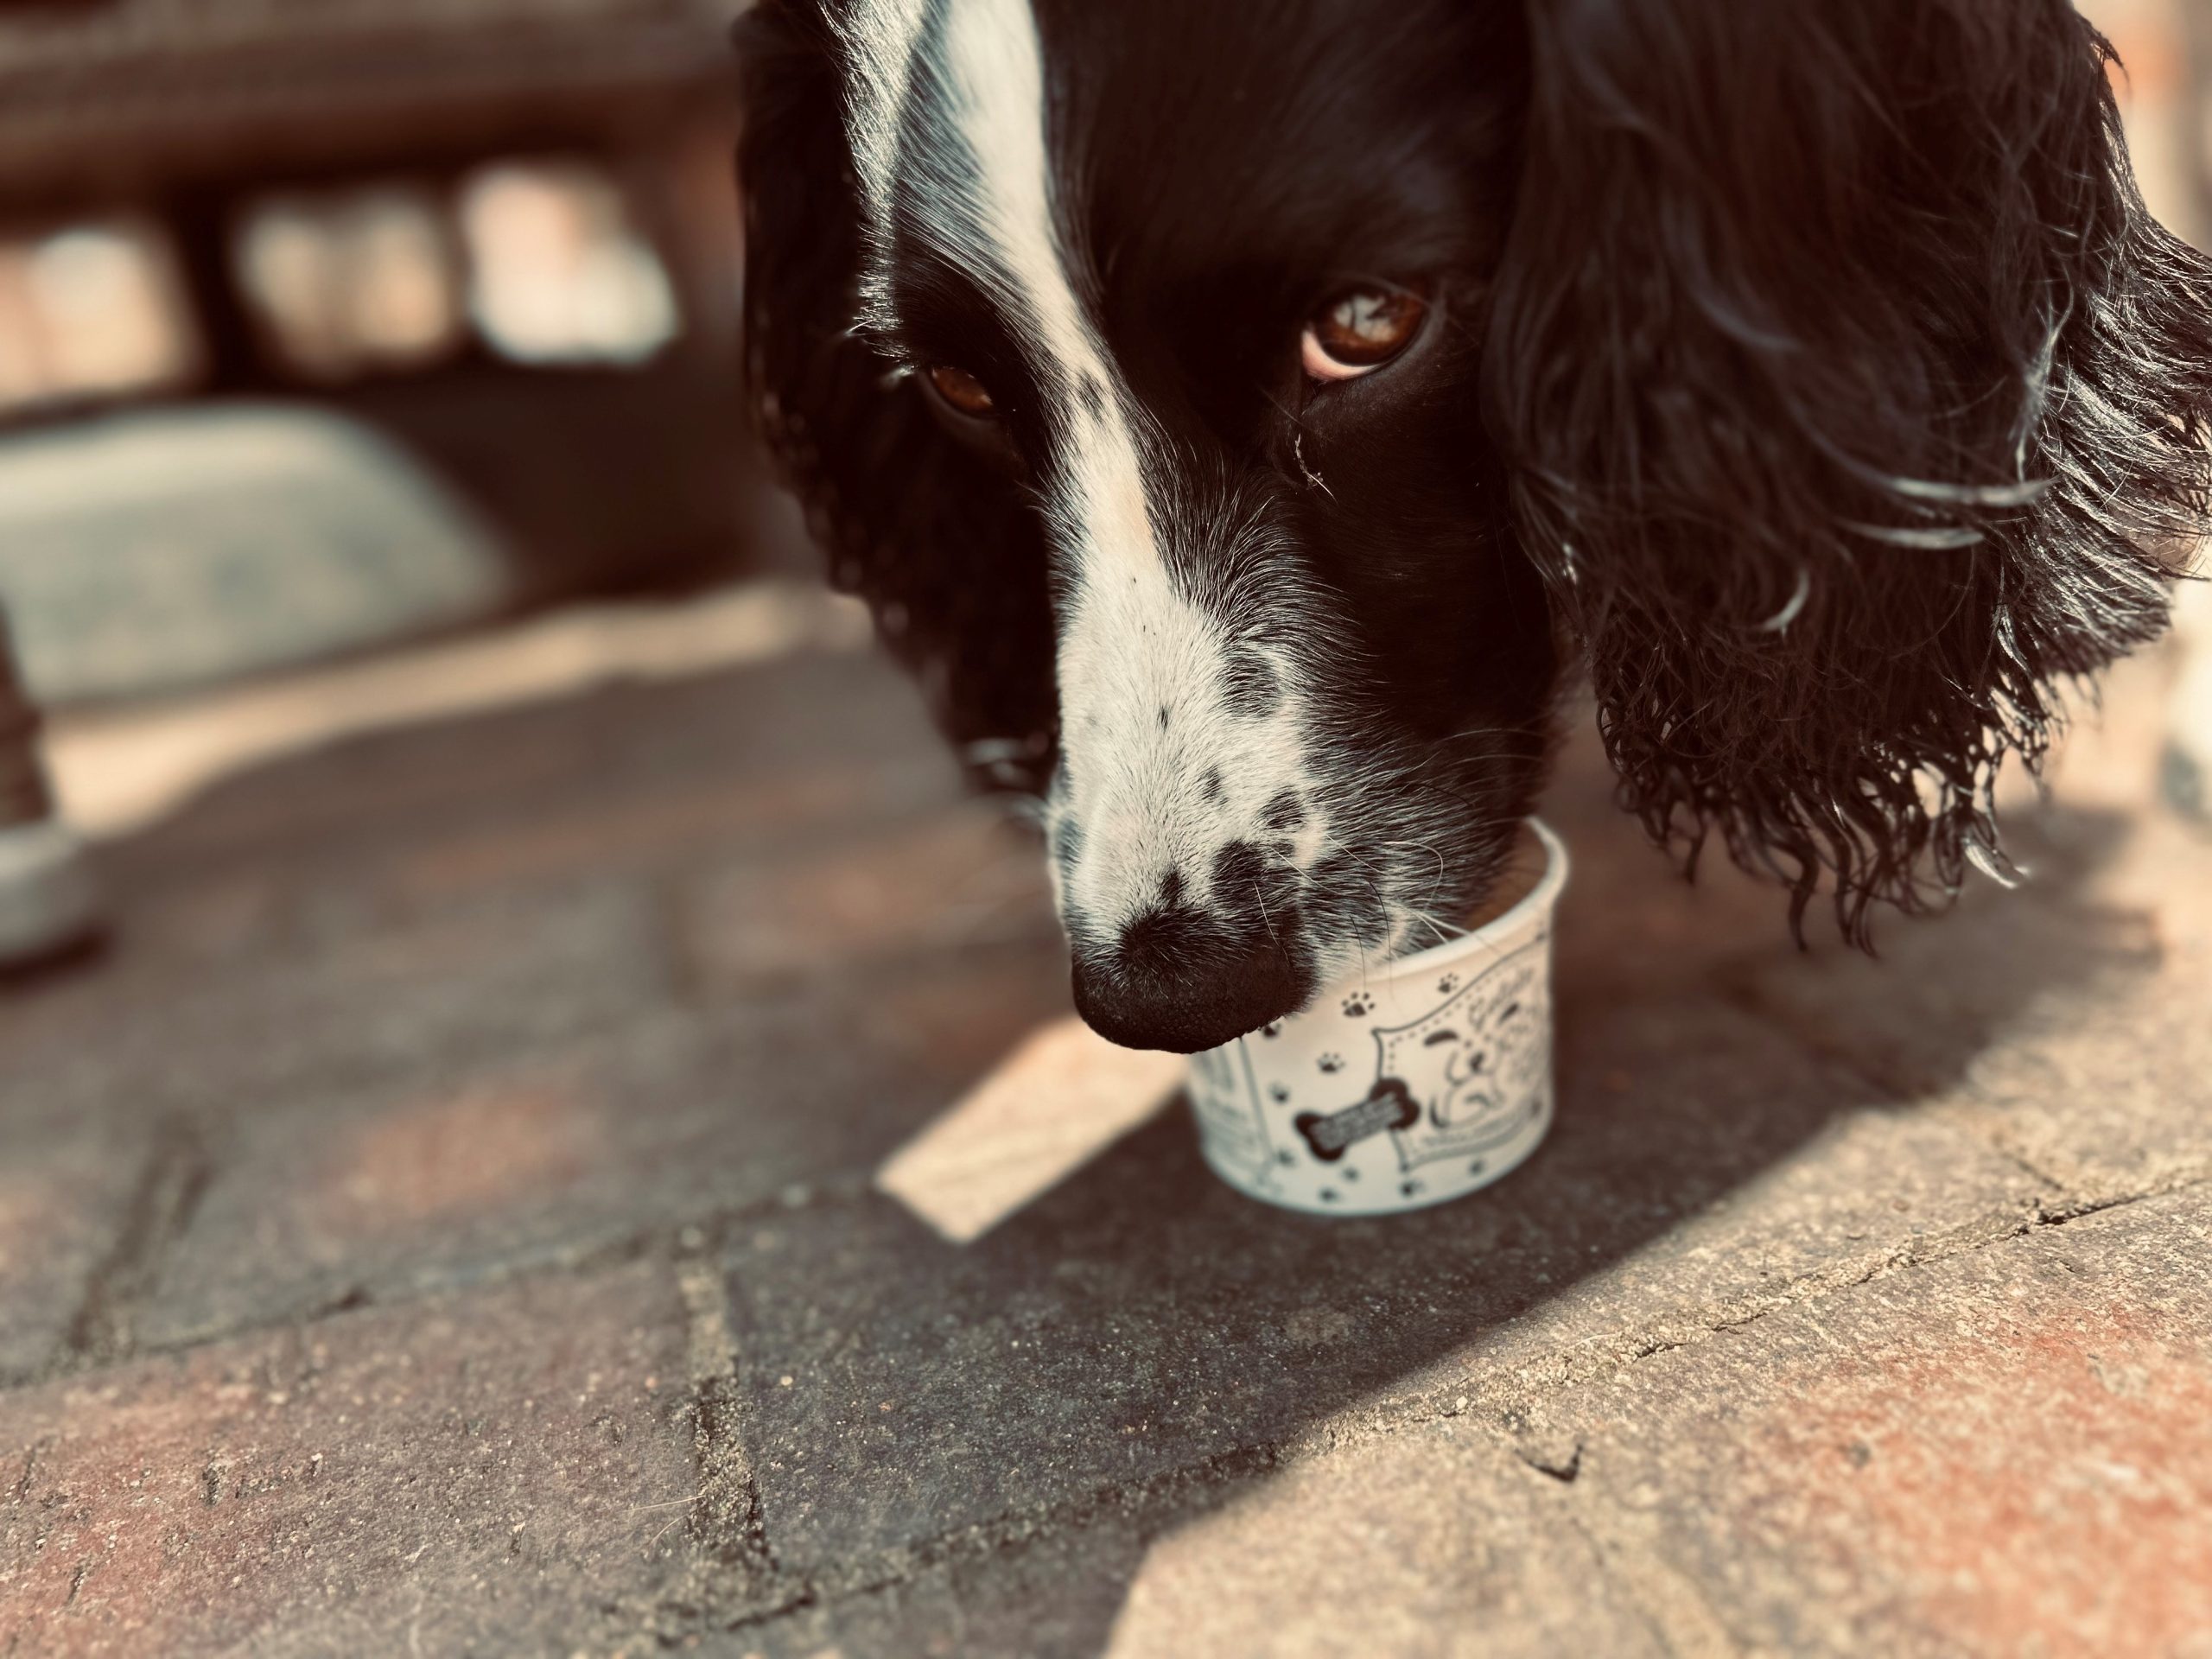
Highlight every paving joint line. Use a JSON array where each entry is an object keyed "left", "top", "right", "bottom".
[
  {"left": 0, "top": 1173, "right": 883, "bottom": 1395},
  {"left": 668, "top": 1250, "right": 780, "bottom": 1606},
  {"left": 54, "top": 1116, "right": 213, "bottom": 1374},
  {"left": 689, "top": 1441, "right": 1286, "bottom": 1639}
]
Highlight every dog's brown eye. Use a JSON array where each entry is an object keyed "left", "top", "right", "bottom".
[
  {"left": 1301, "top": 288, "right": 1427, "bottom": 382},
  {"left": 927, "top": 364, "right": 998, "bottom": 416}
]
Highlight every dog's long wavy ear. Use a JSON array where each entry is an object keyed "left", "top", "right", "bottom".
[
  {"left": 1485, "top": 0, "right": 2212, "bottom": 943},
  {"left": 736, "top": 1, "right": 1058, "bottom": 792}
]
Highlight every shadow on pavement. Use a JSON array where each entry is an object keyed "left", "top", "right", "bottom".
[{"left": 715, "top": 784, "right": 2148, "bottom": 1653}]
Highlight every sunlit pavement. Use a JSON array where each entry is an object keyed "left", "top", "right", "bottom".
[{"left": 1, "top": 582, "right": 2208, "bottom": 1657}]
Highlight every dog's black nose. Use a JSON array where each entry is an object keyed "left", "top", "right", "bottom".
[{"left": 1071, "top": 904, "right": 1306, "bottom": 1053}]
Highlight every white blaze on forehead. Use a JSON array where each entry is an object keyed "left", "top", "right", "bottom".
[
  {"left": 839, "top": 0, "right": 1324, "bottom": 933},
  {"left": 832, "top": 0, "right": 931, "bottom": 245},
  {"left": 840, "top": 0, "right": 1156, "bottom": 576}
]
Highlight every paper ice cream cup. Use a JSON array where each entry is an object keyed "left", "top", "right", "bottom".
[{"left": 1186, "top": 818, "right": 1568, "bottom": 1217}]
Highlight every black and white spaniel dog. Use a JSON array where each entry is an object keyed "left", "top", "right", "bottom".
[{"left": 737, "top": 0, "right": 2212, "bottom": 1053}]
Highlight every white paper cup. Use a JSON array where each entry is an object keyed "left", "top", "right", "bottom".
[{"left": 1186, "top": 819, "right": 1568, "bottom": 1217}]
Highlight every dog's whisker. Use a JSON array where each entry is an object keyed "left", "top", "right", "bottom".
[{"left": 1252, "top": 880, "right": 1282, "bottom": 948}]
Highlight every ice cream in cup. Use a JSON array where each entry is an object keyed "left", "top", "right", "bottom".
[{"left": 1185, "top": 818, "right": 1568, "bottom": 1217}]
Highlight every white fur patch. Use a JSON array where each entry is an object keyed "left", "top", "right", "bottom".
[
  {"left": 840, "top": 0, "right": 1328, "bottom": 950},
  {"left": 832, "top": 0, "right": 931, "bottom": 230}
]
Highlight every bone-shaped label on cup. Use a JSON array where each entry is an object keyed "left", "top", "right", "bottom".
[{"left": 1294, "top": 1078, "right": 1419, "bottom": 1162}]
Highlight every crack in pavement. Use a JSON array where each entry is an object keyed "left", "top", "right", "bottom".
[{"left": 1383, "top": 1169, "right": 2212, "bottom": 1441}]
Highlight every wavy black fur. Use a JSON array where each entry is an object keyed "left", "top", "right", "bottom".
[{"left": 1486, "top": 0, "right": 2212, "bottom": 941}]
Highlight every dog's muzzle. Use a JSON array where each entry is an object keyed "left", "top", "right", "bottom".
[{"left": 1069, "top": 899, "right": 1306, "bottom": 1053}]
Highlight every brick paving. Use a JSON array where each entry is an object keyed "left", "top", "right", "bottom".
[
  {"left": 3, "top": 1262, "right": 702, "bottom": 1658},
  {"left": 2, "top": 625, "right": 2209, "bottom": 1657}
]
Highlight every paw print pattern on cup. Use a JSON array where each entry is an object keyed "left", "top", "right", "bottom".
[{"left": 1182, "top": 818, "right": 1567, "bottom": 1220}]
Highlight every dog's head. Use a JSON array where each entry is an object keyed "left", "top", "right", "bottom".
[{"left": 741, "top": 0, "right": 2212, "bottom": 1052}]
